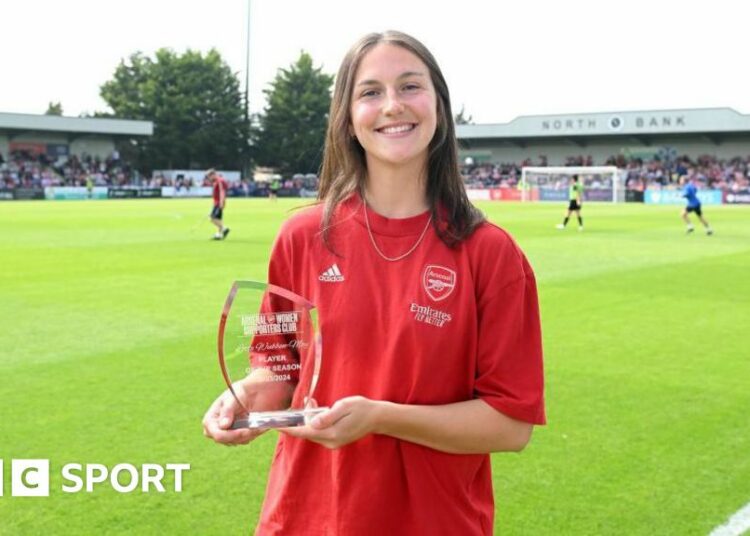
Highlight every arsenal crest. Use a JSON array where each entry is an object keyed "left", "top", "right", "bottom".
[{"left": 422, "top": 265, "right": 456, "bottom": 302}]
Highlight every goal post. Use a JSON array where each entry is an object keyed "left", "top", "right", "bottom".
[{"left": 520, "top": 166, "right": 624, "bottom": 202}]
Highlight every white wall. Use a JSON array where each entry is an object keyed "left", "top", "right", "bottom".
[{"left": 69, "top": 137, "right": 115, "bottom": 160}]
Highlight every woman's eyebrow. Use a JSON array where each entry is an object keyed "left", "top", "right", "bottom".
[{"left": 355, "top": 71, "right": 426, "bottom": 87}]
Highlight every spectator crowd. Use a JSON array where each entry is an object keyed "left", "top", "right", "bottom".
[
  {"left": 3, "top": 148, "right": 749, "bottom": 194},
  {"left": 0, "top": 149, "right": 323, "bottom": 195},
  {"left": 0, "top": 149, "right": 133, "bottom": 189},
  {"left": 461, "top": 154, "right": 750, "bottom": 192}
]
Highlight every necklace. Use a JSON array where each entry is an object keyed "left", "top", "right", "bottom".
[{"left": 363, "top": 200, "right": 432, "bottom": 262}]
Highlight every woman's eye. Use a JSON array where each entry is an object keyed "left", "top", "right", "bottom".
[
  {"left": 360, "top": 89, "right": 379, "bottom": 98},
  {"left": 402, "top": 83, "right": 420, "bottom": 91}
]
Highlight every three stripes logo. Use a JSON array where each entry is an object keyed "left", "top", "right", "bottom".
[{"left": 318, "top": 264, "right": 344, "bottom": 283}]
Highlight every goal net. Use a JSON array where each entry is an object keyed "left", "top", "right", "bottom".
[{"left": 520, "top": 166, "right": 624, "bottom": 203}]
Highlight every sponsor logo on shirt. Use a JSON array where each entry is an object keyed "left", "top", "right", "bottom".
[
  {"left": 410, "top": 303, "right": 452, "bottom": 328},
  {"left": 422, "top": 265, "right": 456, "bottom": 301},
  {"left": 318, "top": 264, "right": 344, "bottom": 283}
]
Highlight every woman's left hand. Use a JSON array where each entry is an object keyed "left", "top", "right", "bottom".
[{"left": 281, "top": 396, "right": 382, "bottom": 449}]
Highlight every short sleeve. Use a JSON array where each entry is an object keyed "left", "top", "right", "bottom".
[
  {"left": 474, "top": 254, "right": 546, "bottom": 425},
  {"left": 267, "top": 223, "right": 295, "bottom": 290}
]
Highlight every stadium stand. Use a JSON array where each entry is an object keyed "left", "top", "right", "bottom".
[
  {"left": 3, "top": 108, "right": 749, "bottom": 197},
  {"left": 0, "top": 149, "right": 134, "bottom": 188},
  {"left": 460, "top": 154, "right": 750, "bottom": 192}
]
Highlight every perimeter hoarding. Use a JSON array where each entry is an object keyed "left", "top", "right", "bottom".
[
  {"left": 723, "top": 190, "right": 750, "bottom": 204},
  {"left": 644, "top": 189, "right": 723, "bottom": 205},
  {"left": 45, "top": 187, "right": 109, "bottom": 200}
]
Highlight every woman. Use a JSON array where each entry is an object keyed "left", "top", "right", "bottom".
[{"left": 203, "top": 30, "right": 545, "bottom": 535}]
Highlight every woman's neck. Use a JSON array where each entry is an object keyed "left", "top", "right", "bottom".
[{"left": 363, "top": 159, "right": 429, "bottom": 218}]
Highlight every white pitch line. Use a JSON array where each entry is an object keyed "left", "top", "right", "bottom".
[{"left": 709, "top": 502, "right": 750, "bottom": 536}]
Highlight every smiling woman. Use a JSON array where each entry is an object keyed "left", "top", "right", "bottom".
[
  {"left": 202, "top": 30, "right": 546, "bottom": 536},
  {"left": 349, "top": 43, "right": 438, "bottom": 177}
]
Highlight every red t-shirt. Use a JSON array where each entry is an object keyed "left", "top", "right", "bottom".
[
  {"left": 255, "top": 196, "right": 545, "bottom": 535},
  {"left": 212, "top": 175, "right": 227, "bottom": 205}
]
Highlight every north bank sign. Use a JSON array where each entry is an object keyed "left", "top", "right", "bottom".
[
  {"left": 541, "top": 114, "right": 687, "bottom": 133},
  {"left": 456, "top": 108, "right": 750, "bottom": 140}
]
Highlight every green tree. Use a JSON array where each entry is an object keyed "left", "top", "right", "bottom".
[
  {"left": 45, "top": 102, "right": 63, "bottom": 116},
  {"left": 255, "top": 51, "right": 333, "bottom": 175},
  {"left": 100, "top": 48, "right": 246, "bottom": 173}
]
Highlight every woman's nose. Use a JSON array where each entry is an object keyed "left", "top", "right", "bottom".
[{"left": 383, "top": 89, "right": 405, "bottom": 115}]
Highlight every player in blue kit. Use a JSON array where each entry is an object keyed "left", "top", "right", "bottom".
[{"left": 681, "top": 176, "right": 713, "bottom": 235}]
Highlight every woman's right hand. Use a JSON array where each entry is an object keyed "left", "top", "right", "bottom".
[{"left": 202, "top": 383, "right": 264, "bottom": 446}]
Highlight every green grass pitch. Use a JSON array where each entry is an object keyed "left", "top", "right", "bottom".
[{"left": 0, "top": 199, "right": 748, "bottom": 535}]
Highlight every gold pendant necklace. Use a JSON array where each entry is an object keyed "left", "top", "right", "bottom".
[{"left": 363, "top": 200, "right": 432, "bottom": 262}]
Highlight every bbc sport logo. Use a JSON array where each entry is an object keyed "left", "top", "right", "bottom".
[
  {"left": 3, "top": 460, "right": 50, "bottom": 497},
  {"left": 0, "top": 459, "right": 190, "bottom": 497}
]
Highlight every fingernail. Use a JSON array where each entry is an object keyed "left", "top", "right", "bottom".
[
  {"left": 221, "top": 418, "right": 230, "bottom": 427},
  {"left": 311, "top": 417, "right": 322, "bottom": 428}
]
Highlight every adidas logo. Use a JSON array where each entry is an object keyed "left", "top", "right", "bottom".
[{"left": 318, "top": 263, "right": 344, "bottom": 283}]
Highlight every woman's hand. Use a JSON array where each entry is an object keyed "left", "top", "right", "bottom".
[
  {"left": 202, "top": 383, "right": 265, "bottom": 446},
  {"left": 281, "top": 396, "right": 382, "bottom": 449},
  {"left": 284, "top": 397, "right": 535, "bottom": 454}
]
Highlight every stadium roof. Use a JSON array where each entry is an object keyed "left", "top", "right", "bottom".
[
  {"left": 456, "top": 107, "right": 750, "bottom": 145},
  {"left": 0, "top": 112, "right": 153, "bottom": 137}
]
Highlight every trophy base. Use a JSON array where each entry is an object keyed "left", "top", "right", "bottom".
[{"left": 231, "top": 407, "right": 329, "bottom": 430}]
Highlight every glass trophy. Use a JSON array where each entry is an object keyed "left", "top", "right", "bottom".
[{"left": 218, "top": 280, "right": 327, "bottom": 430}]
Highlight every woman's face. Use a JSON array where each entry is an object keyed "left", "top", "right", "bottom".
[{"left": 349, "top": 43, "right": 438, "bottom": 172}]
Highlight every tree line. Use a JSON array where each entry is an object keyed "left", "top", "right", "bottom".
[{"left": 95, "top": 48, "right": 332, "bottom": 177}]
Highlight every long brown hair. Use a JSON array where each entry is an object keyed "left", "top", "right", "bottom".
[{"left": 318, "top": 30, "right": 484, "bottom": 248}]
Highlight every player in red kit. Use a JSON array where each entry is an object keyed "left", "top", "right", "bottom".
[
  {"left": 204, "top": 31, "right": 545, "bottom": 535},
  {"left": 206, "top": 168, "right": 229, "bottom": 240}
]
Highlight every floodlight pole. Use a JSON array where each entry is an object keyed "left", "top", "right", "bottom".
[
  {"left": 243, "top": 0, "right": 252, "bottom": 179},
  {"left": 244, "top": 0, "right": 251, "bottom": 126}
]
